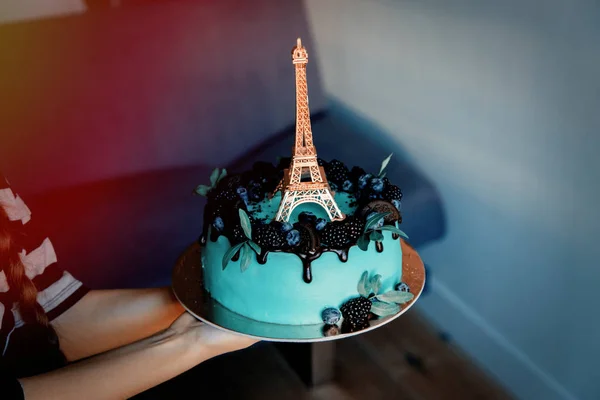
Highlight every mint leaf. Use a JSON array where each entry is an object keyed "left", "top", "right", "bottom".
[
  {"left": 217, "top": 168, "right": 227, "bottom": 183},
  {"left": 370, "top": 300, "right": 400, "bottom": 317},
  {"left": 365, "top": 212, "right": 391, "bottom": 231},
  {"left": 240, "top": 243, "right": 252, "bottom": 272},
  {"left": 376, "top": 290, "right": 414, "bottom": 304},
  {"left": 222, "top": 242, "right": 245, "bottom": 270},
  {"left": 194, "top": 184, "right": 211, "bottom": 196},
  {"left": 239, "top": 209, "right": 252, "bottom": 239},
  {"left": 379, "top": 225, "right": 409, "bottom": 239},
  {"left": 357, "top": 271, "right": 370, "bottom": 297},
  {"left": 370, "top": 274, "right": 382, "bottom": 295},
  {"left": 357, "top": 234, "right": 370, "bottom": 251},
  {"left": 370, "top": 231, "right": 384, "bottom": 242},
  {"left": 247, "top": 240, "right": 261, "bottom": 255},
  {"left": 209, "top": 168, "right": 221, "bottom": 187},
  {"left": 378, "top": 153, "right": 393, "bottom": 177}
]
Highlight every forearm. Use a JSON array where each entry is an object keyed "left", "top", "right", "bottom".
[
  {"left": 20, "top": 327, "right": 204, "bottom": 400},
  {"left": 54, "top": 288, "right": 184, "bottom": 361}
]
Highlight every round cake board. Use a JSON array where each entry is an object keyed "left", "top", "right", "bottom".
[{"left": 171, "top": 239, "right": 425, "bottom": 343}]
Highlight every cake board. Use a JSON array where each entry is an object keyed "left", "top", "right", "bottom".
[{"left": 171, "top": 239, "right": 425, "bottom": 343}]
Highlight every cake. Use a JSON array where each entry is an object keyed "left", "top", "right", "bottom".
[{"left": 194, "top": 38, "right": 414, "bottom": 334}]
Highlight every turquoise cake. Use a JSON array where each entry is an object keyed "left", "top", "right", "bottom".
[
  {"left": 194, "top": 38, "right": 413, "bottom": 335},
  {"left": 196, "top": 158, "right": 413, "bottom": 334}
]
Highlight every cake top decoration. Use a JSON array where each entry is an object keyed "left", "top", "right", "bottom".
[{"left": 273, "top": 38, "right": 345, "bottom": 222}]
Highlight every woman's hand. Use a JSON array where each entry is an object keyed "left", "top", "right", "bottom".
[{"left": 168, "top": 311, "right": 259, "bottom": 360}]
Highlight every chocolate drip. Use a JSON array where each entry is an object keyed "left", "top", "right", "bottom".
[
  {"left": 376, "top": 241, "right": 384, "bottom": 252},
  {"left": 199, "top": 235, "right": 207, "bottom": 245},
  {"left": 392, "top": 233, "right": 399, "bottom": 240},
  {"left": 330, "top": 248, "right": 349, "bottom": 262},
  {"left": 231, "top": 250, "right": 241, "bottom": 262},
  {"left": 257, "top": 250, "right": 269, "bottom": 265},
  {"left": 302, "top": 261, "right": 313, "bottom": 283}
]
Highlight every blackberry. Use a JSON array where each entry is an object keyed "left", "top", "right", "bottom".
[
  {"left": 320, "top": 221, "right": 349, "bottom": 249},
  {"left": 342, "top": 318, "right": 370, "bottom": 333},
  {"left": 325, "top": 159, "right": 349, "bottom": 184},
  {"left": 252, "top": 224, "right": 285, "bottom": 250},
  {"left": 317, "top": 158, "right": 327, "bottom": 167},
  {"left": 229, "top": 224, "right": 247, "bottom": 245},
  {"left": 343, "top": 217, "right": 365, "bottom": 242},
  {"left": 212, "top": 188, "right": 238, "bottom": 203},
  {"left": 383, "top": 184, "right": 403, "bottom": 201},
  {"left": 340, "top": 297, "right": 372, "bottom": 332}
]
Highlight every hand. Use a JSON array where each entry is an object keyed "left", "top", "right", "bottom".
[{"left": 168, "top": 311, "right": 259, "bottom": 359}]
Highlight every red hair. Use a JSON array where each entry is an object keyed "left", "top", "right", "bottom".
[{"left": 0, "top": 206, "right": 48, "bottom": 326}]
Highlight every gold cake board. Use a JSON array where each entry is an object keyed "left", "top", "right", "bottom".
[{"left": 171, "top": 239, "right": 425, "bottom": 343}]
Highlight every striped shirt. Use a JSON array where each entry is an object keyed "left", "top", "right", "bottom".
[{"left": 0, "top": 172, "right": 89, "bottom": 378}]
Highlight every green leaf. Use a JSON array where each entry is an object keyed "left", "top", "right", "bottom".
[
  {"left": 239, "top": 209, "right": 252, "bottom": 239},
  {"left": 370, "top": 231, "right": 384, "bottom": 242},
  {"left": 357, "top": 234, "right": 370, "bottom": 251},
  {"left": 240, "top": 244, "right": 252, "bottom": 272},
  {"left": 194, "top": 184, "right": 211, "bottom": 196},
  {"left": 379, "top": 225, "right": 409, "bottom": 239},
  {"left": 209, "top": 168, "right": 221, "bottom": 187},
  {"left": 365, "top": 212, "right": 391, "bottom": 231},
  {"left": 247, "top": 240, "right": 262, "bottom": 255},
  {"left": 370, "top": 300, "right": 400, "bottom": 317},
  {"left": 357, "top": 271, "right": 370, "bottom": 297},
  {"left": 370, "top": 274, "right": 382, "bottom": 295},
  {"left": 222, "top": 242, "right": 245, "bottom": 270},
  {"left": 217, "top": 168, "right": 227, "bottom": 183},
  {"left": 378, "top": 153, "right": 393, "bottom": 177},
  {"left": 376, "top": 290, "right": 414, "bottom": 304}
]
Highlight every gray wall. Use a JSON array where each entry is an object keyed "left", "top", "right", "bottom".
[{"left": 305, "top": 0, "right": 599, "bottom": 399}]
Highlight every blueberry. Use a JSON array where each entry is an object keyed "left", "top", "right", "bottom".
[
  {"left": 298, "top": 211, "right": 317, "bottom": 224},
  {"left": 321, "top": 307, "right": 342, "bottom": 325},
  {"left": 286, "top": 229, "right": 301, "bottom": 246},
  {"left": 315, "top": 218, "right": 327, "bottom": 231},
  {"left": 392, "top": 199, "right": 402, "bottom": 211},
  {"left": 248, "top": 181, "right": 263, "bottom": 202},
  {"left": 342, "top": 180, "right": 354, "bottom": 192},
  {"left": 395, "top": 282, "right": 410, "bottom": 292},
  {"left": 236, "top": 187, "right": 249, "bottom": 204},
  {"left": 370, "top": 178, "right": 384, "bottom": 192},
  {"left": 213, "top": 217, "right": 224, "bottom": 231},
  {"left": 367, "top": 212, "right": 384, "bottom": 229},
  {"left": 358, "top": 173, "right": 373, "bottom": 189},
  {"left": 281, "top": 222, "right": 293, "bottom": 232}
]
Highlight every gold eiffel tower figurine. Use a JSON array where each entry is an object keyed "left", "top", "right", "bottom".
[{"left": 273, "top": 38, "right": 345, "bottom": 223}]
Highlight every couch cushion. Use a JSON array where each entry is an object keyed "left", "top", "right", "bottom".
[{"left": 25, "top": 165, "right": 212, "bottom": 289}]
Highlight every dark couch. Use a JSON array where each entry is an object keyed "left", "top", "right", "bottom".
[{"left": 0, "top": 1, "right": 444, "bottom": 290}]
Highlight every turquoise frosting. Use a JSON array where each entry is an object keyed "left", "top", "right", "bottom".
[{"left": 202, "top": 229, "right": 403, "bottom": 325}]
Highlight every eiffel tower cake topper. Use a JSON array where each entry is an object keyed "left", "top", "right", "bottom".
[{"left": 273, "top": 38, "right": 345, "bottom": 223}]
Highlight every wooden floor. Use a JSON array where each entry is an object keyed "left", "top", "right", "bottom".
[{"left": 133, "top": 312, "right": 513, "bottom": 400}]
